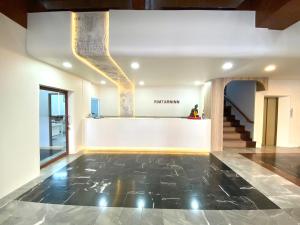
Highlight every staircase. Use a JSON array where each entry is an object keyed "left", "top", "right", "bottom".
[{"left": 223, "top": 105, "right": 256, "bottom": 148}]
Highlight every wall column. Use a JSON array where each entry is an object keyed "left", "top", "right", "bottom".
[{"left": 210, "top": 78, "right": 225, "bottom": 151}]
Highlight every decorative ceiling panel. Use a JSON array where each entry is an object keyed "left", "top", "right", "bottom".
[{"left": 72, "top": 12, "right": 135, "bottom": 117}]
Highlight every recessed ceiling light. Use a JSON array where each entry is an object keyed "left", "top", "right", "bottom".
[
  {"left": 139, "top": 81, "right": 145, "bottom": 86},
  {"left": 62, "top": 61, "right": 72, "bottom": 69},
  {"left": 194, "top": 81, "right": 203, "bottom": 86},
  {"left": 264, "top": 64, "right": 276, "bottom": 72},
  {"left": 100, "top": 80, "right": 106, "bottom": 85},
  {"left": 222, "top": 62, "right": 233, "bottom": 70},
  {"left": 131, "top": 62, "right": 140, "bottom": 70}
]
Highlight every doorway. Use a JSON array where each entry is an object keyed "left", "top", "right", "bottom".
[
  {"left": 262, "top": 97, "right": 278, "bottom": 146},
  {"left": 39, "top": 86, "right": 68, "bottom": 167}
]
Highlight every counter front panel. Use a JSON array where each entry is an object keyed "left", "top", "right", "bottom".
[{"left": 83, "top": 118, "right": 211, "bottom": 151}]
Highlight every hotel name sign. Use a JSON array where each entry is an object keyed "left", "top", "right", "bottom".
[{"left": 154, "top": 99, "right": 180, "bottom": 104}]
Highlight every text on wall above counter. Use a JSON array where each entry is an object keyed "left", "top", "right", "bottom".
[{"left": 154, "top": 100, "right": 180, "bottom": 104}]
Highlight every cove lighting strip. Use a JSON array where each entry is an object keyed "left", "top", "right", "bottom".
[
  {"left": 104, "top": 12, "right": 134, "bottom": 89},
  {"left": 82, "top": 147, "right": 210, "bottom": 155},
  {"left": 71, "top": 12, "right": 135, "bottom": 116}
]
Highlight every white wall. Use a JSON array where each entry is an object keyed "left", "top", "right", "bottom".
[
  {"left": 226, "top": 81, "right": 256, "bottom": 137},
  {"left": 82, "top": 80, "right": 102, "bottom": 117},
  {"left": 0, "top": 14, "right": 101, "bottom": 199},
  {"left": 135, "top": 86, "right": 202, "bottom": 117},
  {"left": 97, "top": 86, "right": 204, "bottom": 118},
  {"left": 254, "top": 80, "right": 300, "bottom": 147},
  {"left": 98, "top": 87, "right": 119, "bottom": 116},
  {"left": 277, "top": 97, "right": 291, "bottom": 147}
]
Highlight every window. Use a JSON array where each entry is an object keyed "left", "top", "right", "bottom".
[{"left": 91, "top": 98, "right": 100, "bottom": 118}]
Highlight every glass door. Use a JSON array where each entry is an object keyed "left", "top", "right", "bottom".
[{"left": 39, "top": 86, "right": 68, "bottom": 166}]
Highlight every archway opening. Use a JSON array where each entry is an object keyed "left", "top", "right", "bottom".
[{"left": 223, "top": 80, "right": 260, "bottom": 149}]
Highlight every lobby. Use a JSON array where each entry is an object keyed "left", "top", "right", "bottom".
[{"left": 1, "top": 0, "right": 300, "bottom": 224}]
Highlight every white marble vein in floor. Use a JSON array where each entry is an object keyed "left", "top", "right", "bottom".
[
  {"left": 1, "top": 150, "right": 300, "bottom": 225},
  {"left": 213, "top": 150, "right": 300, "bottom": 209},
  {"left": 1, "top": 201, "right": 300, "bottom": 225},
  {"left": 0, "top": 153, "right": 82, "bottom": 209}
]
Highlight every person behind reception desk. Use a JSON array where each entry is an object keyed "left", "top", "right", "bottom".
[{"left": 188, "top": 104, "right": 200, "bottom": 119}]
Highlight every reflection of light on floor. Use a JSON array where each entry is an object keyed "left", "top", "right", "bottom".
[
  {"left": 137, "top": 198, "right": 145, "bottom": 209},
  {"left": 53, "top": 171, "right": 68, "bottom": 179},
  {"left": 191, "top": 199, "right": 200, "bottom": 210},
  {"left": 98, "top": 197, "right": 108, "bottom": 207},
  {"left": 112, "top": 179, "right": 122, "bottom": 206}
]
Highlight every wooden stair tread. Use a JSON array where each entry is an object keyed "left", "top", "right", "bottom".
[
  {"left": 223, "top": 140, "right": 256, "bottom": 148},
  {"left": 223, "top": 104, "right": 255, "bottom": 148},
  {"left": 223, "top": 133, "right": 243, "bottom": 140}
]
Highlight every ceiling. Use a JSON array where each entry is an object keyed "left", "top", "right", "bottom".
[
  {"left": 114, "top": 56, "right": 300, "bottom": 86},
  {"left": 109, "top": 10, "right": 300, "bottom": 86},
  {"left": 26, "top": 10, "right": 300, "bottom": 87}
]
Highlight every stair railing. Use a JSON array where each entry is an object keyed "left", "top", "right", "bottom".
[{"left": 224, "top": 95, "right": 254, "bottom": 124}]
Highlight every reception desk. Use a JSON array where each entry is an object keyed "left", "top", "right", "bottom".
[{"left": 83, "top": 118, "right": 211, "bottom": 152}]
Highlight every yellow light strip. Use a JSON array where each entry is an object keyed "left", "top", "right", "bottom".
[
  {"left": 104, "top": 12, "right": 135, "bottom": 116},
  {"left": 71, "top": 12, "right": 135, "bottom": 117},
  {"left": 71, "top": 12, "right": 120, "bottom": 88},
  {"left": 104, "top": 12, "right": 135, "bottom": 89},
  {"left": 81, "top": 147, "right": 210, "bottom": 155},
  {"left": 83, "top": 151, "right": 209, "bottom": 156}
]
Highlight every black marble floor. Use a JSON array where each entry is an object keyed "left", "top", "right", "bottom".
[{"left": 17, "top": 154, "right": 279, "bottom": 210}]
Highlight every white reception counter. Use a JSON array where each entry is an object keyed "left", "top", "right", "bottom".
[{"left": 83, "top": 118, "right": 211, "bottom": 152}]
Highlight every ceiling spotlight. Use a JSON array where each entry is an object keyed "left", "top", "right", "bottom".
[
  {"left": 62, "top": 61, "right": 72, "bottom": 69},
  {"left": 139, "top": 81, "right": 145, "bottom": 86},
  {"left": 194, "top": 81, "right": 203, "bottom": 86},
  {"left": 131, "top": 62, "right": 140, "bottom": 70},
  {"left": 100, "top": 80, "right": 106, "bottom": 85},
  {"left": 264, "top": 64, "right": 276, "bottom": 72},
  {"left": 222, "top": 62, "right": 233, "bottom": 71}
]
